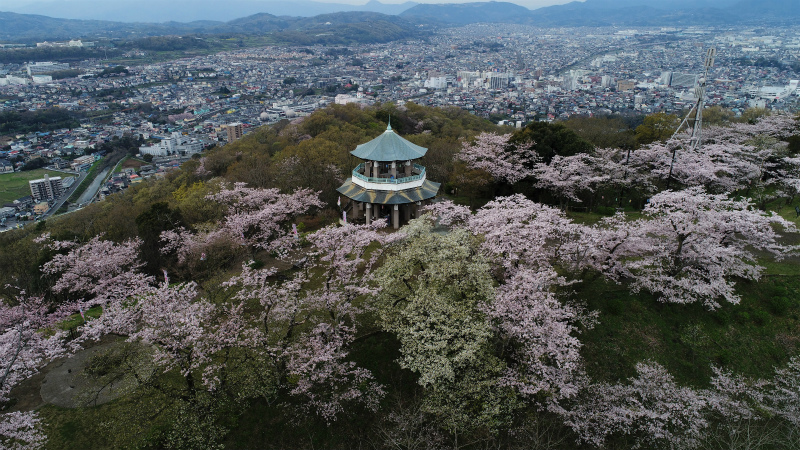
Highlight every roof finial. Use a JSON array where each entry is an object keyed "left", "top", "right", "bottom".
[{"left": 387, "top": 114, "right": 392, "bottom": 132}]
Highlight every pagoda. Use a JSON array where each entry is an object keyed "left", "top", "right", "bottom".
[{"left": 337, "top": 123, "right": 440, "bottom": 229}]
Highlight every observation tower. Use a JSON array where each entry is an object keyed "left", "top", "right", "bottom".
[{"left": 337, "top": 123, "right": 440, "bottom": 229}]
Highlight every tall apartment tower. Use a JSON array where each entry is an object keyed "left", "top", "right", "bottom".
[
  {"left": 225, "top": 123, "right": 244, "bottom": 143},
  {"left": 29, "top": 174, "right": 64, "bottom": 202}
]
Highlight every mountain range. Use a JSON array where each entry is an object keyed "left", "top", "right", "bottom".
[
  {"left": 1, "top": 0, "right": 799, "bottom": 43},
  {"left": 5, "top": 0, "right": 418, "bottom": 23},
  {"left": 399, "top": 0, "right": 800, "bottom": 26},
  {"left": 0, "top": 11, "right": 424, "bottom": 42}
]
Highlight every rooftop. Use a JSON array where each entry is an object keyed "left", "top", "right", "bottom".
[{"left": 350, "top": 124, "right": 427, "bottom": 162}]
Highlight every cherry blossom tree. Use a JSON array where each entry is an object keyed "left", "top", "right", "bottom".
[
  {"left": 160, "top": 226, "right": 241, "bottom": 266},
  {"left": 533, "top": 153, "right": 609, "bottom": 208},
  {"left": 465, "top": 194, "right": 582, "bottom": 275},
  {"left": 38, "top": 234, "right": 154, "bottom": 307},
  {"left": 423, "top": 200, "right": 471, "bottom": 227},
  {"left": 457, "top": 132, "right": 538, "bottom": 184},
  {"left": 0, "top": 292, "right": 75, "bottom": 449},
  {"left": 619, "top": 187, "right": 796, "bottom": 308},
  {"left": 769, "top": 356, "right": 800, "bottom": 427},
  {"left": 732, "top": 113, "right": 798, "bottom": 140},
  {"left": 284, "top": 323, "right": 384, "bottom": 422},
  {"left": 568, "top": 187, "right": 797, "bottom": 308},
  {"left": 773, "top": 156, "right": 800, "bottom": 204},
  {"left": 564, "top": 356, "right": 800, "bottom": 450},
  {"left": 76, "top": 278, "right": 248, "bottom": 393},
  {"left": 0, "top": 411, "right": 46, "bottom": 450},
  {"left": 206, "top": 182, "right": 323, "bottom": 253},
  {"left": 0, "top": 293, "right": 71, "bottom": 402},
  {"left": 133, "top": 283, "right": 246, "bottom": 392},
  {"left": 487, "top": 268, "right": 590, "bottom": 401},
  {"left": 566, "top": 212, "right": 633, "bottom": 281},
  {"left": 194, "top": 157, "right": 211, "bottom": 177},
  {"left": 222, "top": 222, "right": 393, "bottom": 422},
  {"left": 161, "top": 183, "right": 323, "bottom": 265},
  {"left": 594, "top": 147, "right": 658, "bottom": 206},
  {"left": 701, "top": 367, "right": 780, "bottom": 450},
  {"left": 626, "top": 142, "right": 750, "bottom": 193},
  {"left": 631, "top": 115, "right": 798, "bottom": 194},
  {"left": 566, "top": 362, "right": 708, "bottom": 450}
]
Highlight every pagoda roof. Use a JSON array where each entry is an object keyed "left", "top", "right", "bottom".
[
  {"left": 350, "top": 124, "right": 427, "bottom": 162},
  {"left": 337, "top": 178, "right": 440, "bottom": 205}
]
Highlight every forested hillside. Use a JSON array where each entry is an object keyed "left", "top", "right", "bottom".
[{"left": 1, "top": 103, "right": 800, "bottom": 450}]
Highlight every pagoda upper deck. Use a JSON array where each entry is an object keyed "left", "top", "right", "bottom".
[{"left": 351, "top": 162, "right": 426, "bottom": 191}]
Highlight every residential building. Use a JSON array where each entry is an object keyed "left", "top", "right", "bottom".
[
  {"left": 0, "top": 159, "right": 13, "bottom": 173},
  {"left": 26, "top": 62, "right": 70, "bottom": 76},
  {"left": 29, "top": 174, "right": 64, "bottom": 202},
  {"left": 225, "top": 123, "right": 244, "bottom": 143}
]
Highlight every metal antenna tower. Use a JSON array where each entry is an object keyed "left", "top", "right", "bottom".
[{"left": 666, "top": 47, "right": 716, "bottom": 188}]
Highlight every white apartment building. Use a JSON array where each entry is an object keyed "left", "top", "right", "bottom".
[
  {"left": 29, "top": 174, "right": 64, "bottom": 202},
  {"left": 27, "top": 62, "right": 70, "bottom": 76}
]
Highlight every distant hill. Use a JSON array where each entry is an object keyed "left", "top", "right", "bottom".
[
  {"left": 565, "top": 0, "right": 737, "bottom": 10},
  {"left": 0, "top": 10, "right": 422, "bottom": 44},
  {"left": 219, "top": 13, "right": 292, "bottom": 34},
  {"left": 528, "top": 2, "right": 741, "bottom": 26},
  {"left": 0, "top": 11, "right": 217, "bottom": 41},
  {"left": 400, "top": 2, "right": 534, "bottom": 25},
  {"left": 6, "top": 0, "right": 418, "bottom": 22},
  {"left": 217, "top": 12, "right": 423, "bottom": 45},
  {"left": 732, "top": 0, "right": 800, "bottom": 19},
  {"left": 400, "top": 0, "right": 800, "bottom": 26},
  {"left": 2, "top": 0, "right": 799, "bottom": 43}
]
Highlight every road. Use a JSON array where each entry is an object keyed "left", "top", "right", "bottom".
[{"left": 41, "top": 170, "right": 86, "bottom": 220}]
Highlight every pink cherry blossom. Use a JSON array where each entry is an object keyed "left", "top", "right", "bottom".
[
  {"left": 486, "top": 269, "right": 590, "bottom": 401},
  {"left": 39, "top": 235, "right": 154, "bottom": 307},
  {"left": 0, "top": 411, "right": 46, "bottom": 450},
  {"left": 533, "top": 153, "right": 609, "bottom": 205},
  {"left": 457, "top": 132, "right": 538, "bottom": 184}
]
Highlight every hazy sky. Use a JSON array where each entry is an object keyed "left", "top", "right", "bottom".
[
  {"left": 314, "top": 0, "right": 581, "bottom": 6},
  {"left": 0, "top": 0, "right": 582, "bottom": 9}
]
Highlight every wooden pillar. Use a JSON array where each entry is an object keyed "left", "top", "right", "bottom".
[
  {"left": 405, "top": 160, "right": 412, "bottom": 177},
  {"left": 365, "top": 203, "right": 372, "bottom": 225},
  {"left": 392, "top": 205, "right": 399, "bottom": 229}
]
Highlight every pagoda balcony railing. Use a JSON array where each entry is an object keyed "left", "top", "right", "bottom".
[{"left": 352, "top": 163, "right": 426, "bottom": 184}]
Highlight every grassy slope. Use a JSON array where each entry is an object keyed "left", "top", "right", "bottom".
[
  {"left": 26, "top": 107, "right": 800, "bottom": 448},
  {"left": 37, "top": 214, "right": 800, "bottom": 449}
]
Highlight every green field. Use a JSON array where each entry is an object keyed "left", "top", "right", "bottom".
[{"left": 0, "top": 169, "right": 67, "bottom": 204}]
